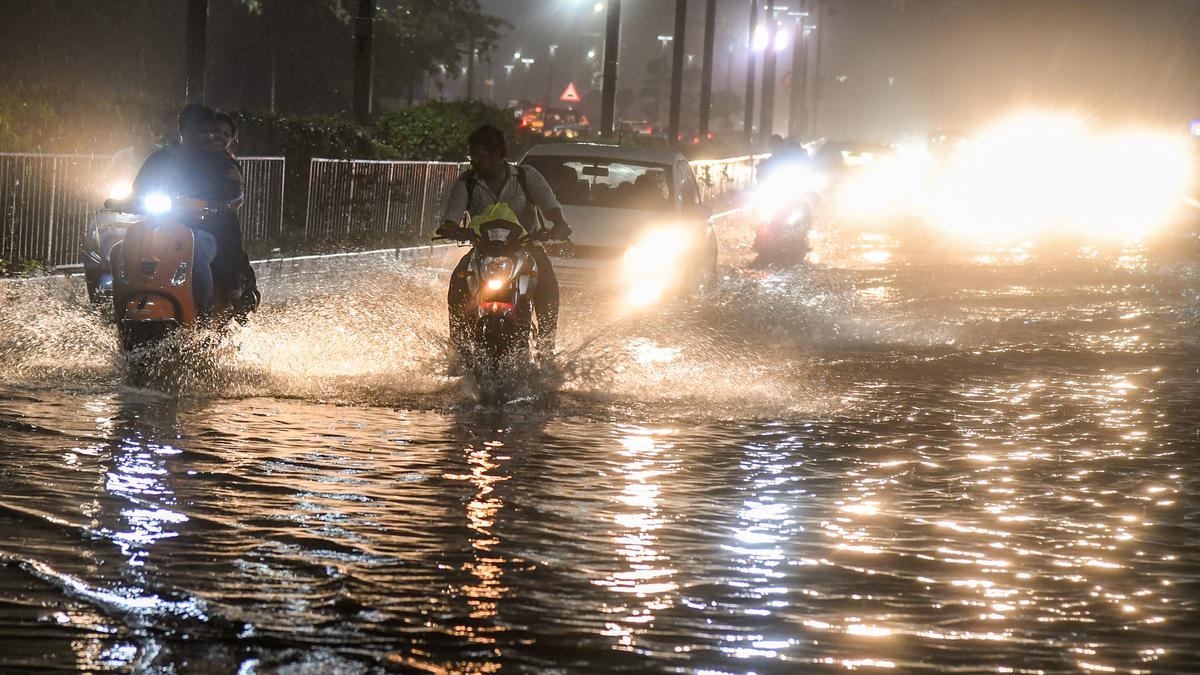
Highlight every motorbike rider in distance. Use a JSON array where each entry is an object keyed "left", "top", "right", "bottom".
[
  {"left": 125, "top": 103, "right": 259, "bottom": 321},
  {"left": 437, "top": 124, "right": 573, "bottom": 355}
]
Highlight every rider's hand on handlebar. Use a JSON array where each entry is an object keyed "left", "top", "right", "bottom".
[{"left": 434, "top": 226, "right": 472, "bottom": 242}]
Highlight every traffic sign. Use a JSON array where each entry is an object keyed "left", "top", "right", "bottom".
[{"left": 560, "top": 82, "right": 581, "bottom": 103}]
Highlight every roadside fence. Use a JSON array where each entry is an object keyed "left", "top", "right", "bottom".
[
  {"left": 3, "top": 151, "right": 764, "bottom": 268},
  {"left": 0, "top": 153, "right": 107, "bottom": 267},
  {"left": 0, "top": 153, "right": 285, "bottom": 267},
  {"left": 305, "top": 159, "right": 466, "bottom": 241},
  {"left": 690, "top": 154, "right": 770, "bottom": 206},
  {"left": 306, "top": 154, "right": 768, "bottom": 242}
]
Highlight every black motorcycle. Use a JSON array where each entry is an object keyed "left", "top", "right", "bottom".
[{"left": 440, "top": 219, "right": 551, "bottom": 373}]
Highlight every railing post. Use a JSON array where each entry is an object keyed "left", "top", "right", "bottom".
[{"left": 417, "top": 163, "right": 432, "bottom": 237}]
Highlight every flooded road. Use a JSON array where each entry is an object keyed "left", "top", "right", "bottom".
[{"left": 2, "top": 218, "right": 1200, "bottom": 673}]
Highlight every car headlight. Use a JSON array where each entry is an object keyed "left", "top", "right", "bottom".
[
  {"left": 143, "top": 193, "right": 172, "bottom": 215},
  {"left": 620, "top": 226, "right": 694, "bottom": 308},
  {"left": 106, "top": 180, "right": 133, "bottom": 200},
  {"left": 623, "top": 226, "right": 691, "bottom": 268}
]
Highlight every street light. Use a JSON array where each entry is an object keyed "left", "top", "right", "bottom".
[
  {"left": 514, "top": 51, "right": 522, "bottom": 60},
  {"left": 751, "top": 24, "right": 769, "bottom": 51},
  {"left": 773, "top": 23, "right": 789, "bottom": 52},
  {"left": 657, "top": 34, "right": 674, "bottom": 51}
]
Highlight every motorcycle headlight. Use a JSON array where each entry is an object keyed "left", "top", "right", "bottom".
[
  {"left": 481, "top": 256, "right": 513, "bottom": 278},
  {"left": 481, "top": 256, "right": 513, "bottom": 291},
  {"left": 143, "top": 193, "right": 172, "bottom": 215}
]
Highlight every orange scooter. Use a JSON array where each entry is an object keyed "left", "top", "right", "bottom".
[{"left": 106, "top": 194, "right": 242, "bottom": 352}]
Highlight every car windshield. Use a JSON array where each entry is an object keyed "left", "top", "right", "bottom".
[{"left": 524, "top": 156, "right": 673, "bottom": 211}]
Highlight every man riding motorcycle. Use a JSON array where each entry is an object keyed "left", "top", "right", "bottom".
[
  {"left": 126, "top": 103, "right": 259, "bottom": 321},
  {"left": 437, "top": 124, "right": 572, "bottom": 354}
]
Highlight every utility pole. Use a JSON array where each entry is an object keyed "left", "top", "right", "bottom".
[
  {"left": 184, "top": 0, "right": 208, "bottom": 102},
  {"left": 352, "top": 0, "right": 376, "bottom": 124},
  {"left": 698, "top": 0, "right": 717, "bottom": 139},
  {"left": 466, "top": 44, "right": 476, "bottom": 100},
  {"left": 810, "top": 0, "right": 826, "bottom": 138},
  {"left": 788, "top": 0, "right": 809, "bottom": 138},
  {"left": 667, "top": 0, "right": 687, "bottom": 144},
  {"left": 760, "top": 0, "right": 777, "bottom": 141},
  {"left": 600, "top": 0, "right": 622, "bottom": 136},
  {"left": 743, "top": 0, "right": 758, "bottom": 143}
]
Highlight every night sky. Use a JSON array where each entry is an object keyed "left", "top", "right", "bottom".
[{"left": 2, "top": 0, "right": 1197, "bottom": 143}]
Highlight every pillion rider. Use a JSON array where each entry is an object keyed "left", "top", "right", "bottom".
[
  {"left": 126, "top": 103, "right": 259, "bottom": 321},
  {"left": 435, "top": 124, "right": 573, "bottom": 353}
]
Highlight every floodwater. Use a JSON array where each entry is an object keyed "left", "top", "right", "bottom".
[{"left": 1, "top": 217, "right": 1199, "bottom": 674}]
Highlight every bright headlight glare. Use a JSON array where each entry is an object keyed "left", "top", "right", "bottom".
[
  {"left": 486, "top": 278, "right": 504, "bottom": 290},
  {"left": 106, "top": 181, "right": 132, "bottom": 200},
  {"left": 623, "top": 226, "right": 690, "bottom": 266},
  {"left": 143, "top": 193, "right": 172, "bottom": 214}
]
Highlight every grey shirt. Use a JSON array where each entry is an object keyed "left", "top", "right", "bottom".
[{"left": 440, "top": 162, "right": 561, "bottom": 227}]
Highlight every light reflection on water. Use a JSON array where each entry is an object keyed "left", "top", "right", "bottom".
[{"left": 0, "top": 222, "right": 1198, "bottom": 672}]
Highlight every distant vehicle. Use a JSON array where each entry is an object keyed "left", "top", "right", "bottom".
[
  {"left": 813, "top": 141, "right": 896, "bottom": 176},
  {"left": 619, "top": 119, "right": 658, "bottom": 136},
  {"left": 520, "top": 143, "right": 717, "bottom": 307},
  {"left": 519, "top": 105, "right": 589, "bottom": 137}
]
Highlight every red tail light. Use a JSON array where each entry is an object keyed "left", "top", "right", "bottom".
[{"left": 479, "top": 301, "right": 515, "bottom": 315}]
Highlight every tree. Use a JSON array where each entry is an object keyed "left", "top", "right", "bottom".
[{"left": 236, "top": 0, "right": 507, "bottom": 111}]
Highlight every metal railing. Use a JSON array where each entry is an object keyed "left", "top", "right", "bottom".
[
  {"left": 690, "top": 153, "right": 770, "bottom": 206},
  {"left": 0, "top": 153, "right": 107, "bottom": 267},
  {"left": 3, "top": 151, "right": 762, "bottom": 268},
  {"left": 237, "top": 156, "right": 286, "bottom": 244},
  {"left": 305, "top": 159, "right": 466, "bottom": 241},
  {"left": 0, "top": 153, "right": 285, "bottom": 267},
  {"left": 304, "top": 154, "right": 766, "bottom": 243}
]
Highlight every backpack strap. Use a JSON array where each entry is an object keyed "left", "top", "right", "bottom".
[
  {"left": 460, "top": 169, "right": 478, "bottom": 214},
  {"left": 515, "top": 164, "right": 546, "bottom": 231}
]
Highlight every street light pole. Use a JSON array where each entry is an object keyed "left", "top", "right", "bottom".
[
  {"left": 759, "top": 0, "right": 777, "bottom": 141},
  {"left": 352, "top": 0, "right": 376, "bottom": 124},
  {"left": 545, "top": 44, "right": 558, "bottom": 104},
  {"left": 667, "top": 0, "right": 687, "bottom": 144},
  {"left": 600, "top": 0, "right": 622, "bottom": 136},
  {"left": 184, "top": 0, "right": 208, "bottom": 103},
  {"left": 698, "top": 0, "right": 717, "bottom": 139},
  {"left": 811, "top": 0, "right": 826, "bottom": 138},
  {"left": 788, "top": 2, "right": 809, "bottom": 139},
  {"left": 466, "top": 43, "right": 476, "bottom": 101},
  {"left": 743, "top": 0, "right": 758, "bottom": 143}
]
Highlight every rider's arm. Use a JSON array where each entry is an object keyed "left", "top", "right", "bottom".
[
  {"left": 522, "top": 166, "right": 571, "bottom": 239},
  {"left": 217, "top": 157, "right": 245, "bottom": 209},
  {"left": 437, "top": 180, "right": 469, "bottom": 236},
  {"left": 128, "top": 148, "right": 171, "bottom": 202}
]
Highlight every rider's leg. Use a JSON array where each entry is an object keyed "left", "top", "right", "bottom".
[
  {"left": 530, "top": 248, "right": 560, "bottom": 350},
  {"left": 191, "top": 229, "right": 219, "bottom": 318},
  {"left": 447, "top": 252, "right": 472, "bottom": 352}
]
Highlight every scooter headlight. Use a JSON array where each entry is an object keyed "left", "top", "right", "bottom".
[
  {"left": 106, "top": 180, "right": 133, "bottom": 200},
  {"left": 143, "top": 193, "right": 172, "bottom": 215}
]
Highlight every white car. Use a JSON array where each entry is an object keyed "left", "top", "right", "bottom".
[{"left": 520, "top": 143, "right": 717, "bottom": 306}]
